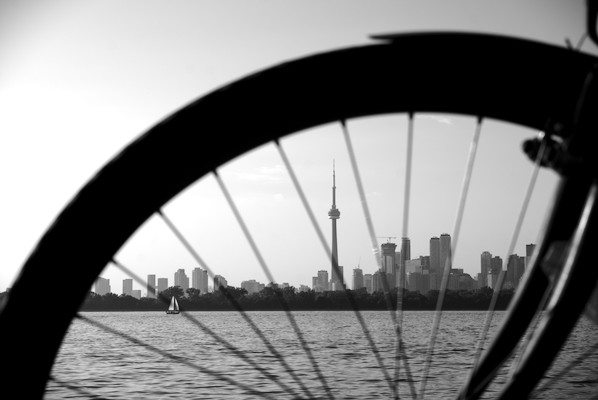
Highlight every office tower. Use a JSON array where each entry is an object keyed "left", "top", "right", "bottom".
[
  {"left": 518, "top": 255, "right": 526, "bottom": 285},
  {"left": 372, "top": 270, "right": 384, "bottom": 292},
  {"left": 122, "top": 278, "right": 133, "bottom": 296},
  {"left": 132, "top": 290, "right": 141, "bottom": 300},
  {"left": 439, "top": 233, "right": 452, "bottom": 272},
  {"left": 328, "top": 162, "right": 343, "bottom": 290},
  {"left": 381, "top": 242, "right": 397, "bottom": 289},
  {"left": 429, "top": 237, "right": 440, "bottom": 290},
  {"left": 241, "top": 279, "right": 265, "bottom": 294},
  {"left": 174, "top": 268, "right": 189, "bottom": 291},
  {"left": 157, "top": 278, "right": 168, "bottom": 294},
  {"left": 526, "top": 243, "right": 536, "bottom": 268},
  {"left": 94, "top": 277, "right": 111, "bottom": 295},
  {"left": 147, "top": 274, "right": 156, "bottom": 298},
  {"left": 399, "top": 237, "right": 411, "bottom": 289},
  {"left": 214, "top": 275, "right": 228, "bottom": 290},
  {"left": 364, "top": 274, "right": 373, "bottom": 293},
  {"left": 420, "top": 255, "right": 430, "bottom": 271},
  {"left": 316, "top": 270, "right": 329, "bottom": 292},
  {"left": 353, "top": 267, "right": 364, "bottom": 290},
  {"left": 429, "top": 237, "right": 440, "bottom": 274},
  {"left": 507, "top": 255, "right": 526, "bottom": 288},
  {"left": 312, "top": 276, "right": 318, "bottom": 291},
  {"left": 490, "top": 256, "right": 503, "bottom": 289},
  {"left": 480, "top": 251, "right": 492, "bottom": 288},
  {"left": 192, "top": 267, "right": 209, "bottom": 295}
]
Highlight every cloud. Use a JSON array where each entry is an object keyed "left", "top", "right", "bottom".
[{"left": 231, "top": 164, "right": 286, "bottom": 182}]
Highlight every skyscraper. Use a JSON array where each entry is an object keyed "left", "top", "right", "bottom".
[
  {"left": 214, "top": 275, "right": 227, "bottom": 291},
  {"left": 192, "top": 267, "right": 209, "bottom": 295},
  {"left": 94, "top": 277, "right": 111, "bottom": 295},
  {"left": 364, "top": 274, "right": 373, "bottom": 293},
  {"left": 439, "top": 233, "right": 452, "bottom": 272},
  {"left": 381, "top": 242, "right": 397, "bottom": 289},
  {"left": 174, "top": 268, "right": 189, "bottom": 291},
  {"left": 147, "top": 274, "right": 156, "bottom": 298},
  {"left": 399, "top": 237, "right": 411, "bottom": 289},
  {"left": 526, "top": 243, "right": 536, "bottom": 268},
  {"left": 480, "top": 251, "right": 492, "bottom": 288},
  {"left": 157, "top": 278, "right": 168, "bottom": 294},
  {"left": 429, "top": 236, "right": 441, "bottom": 290},
  {"left": 316, "top": 270, "right": 329, "bottom": 292},
  {"left": 490, "top": 256, "right": 503, "bottom": 289},
  {"left": 353, "top": 267, "right": 364, "bottom": 290},
  {"left": 328, "top": 162, "right": 343, "bottom": 290},
  {"left": 430, "top": 237, "right": 440, "bottom": 274},
  {"left": 122, "top": 278, "right": 133, "bottom": 296}
]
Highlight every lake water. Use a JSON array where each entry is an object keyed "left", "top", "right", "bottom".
[{"left": 46, "top": 310, "right": 598, "bottom": 399}]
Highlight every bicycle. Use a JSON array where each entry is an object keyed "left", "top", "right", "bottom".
[{"left": 1, "top": 2, "right": 598, "bottom": 399}]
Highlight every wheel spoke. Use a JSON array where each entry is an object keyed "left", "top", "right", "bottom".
[
  {"left": 418, "top": 117, "right": 483, "bottom": 399},
  {"left": 467, "top": 131, "right": 550, "bottom": 383},
  {"left": 276, "top": 138, "right": 403, "bottom": 397},
  {"left": 214, "top": 170, "right": 334, "bottom": 399},
  {"left": 156, "top": 209, "right": 315, "bottom": 397},
  {"left": 342, "top": 119, "right": 422, "bottom": 399}
]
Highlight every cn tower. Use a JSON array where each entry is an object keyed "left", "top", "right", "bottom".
[{"left": 328, "top": 161, "right": 342, "bottom": 290}]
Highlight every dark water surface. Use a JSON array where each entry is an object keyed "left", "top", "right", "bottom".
[{"left": 46, "top": 310, "right": 598, "bottom": 399}]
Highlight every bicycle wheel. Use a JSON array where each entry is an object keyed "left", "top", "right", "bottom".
[{"left": 1, "top": 32, "right": 597, "bottom": 399}]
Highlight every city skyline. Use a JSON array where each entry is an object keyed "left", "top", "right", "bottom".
[
  {"left": 94, "top": 237, "right": 535, "bottom": 297},
  {"left": 1, "top": 1, "right": 587, "bottom": 293}
]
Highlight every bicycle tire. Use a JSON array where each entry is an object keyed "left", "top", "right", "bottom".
[{"left": 1, "top": 32, "right": 597, "bottom": 398}]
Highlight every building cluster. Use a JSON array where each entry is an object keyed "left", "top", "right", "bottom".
[
  {"left": 95, "top": 267, "right": 213, "bottom": 298},
  {"left": 310, "top": 235, "right": 536, "bottom": 295},
  {"left": 94, "top": 267, "right": 311, "bottom": 299}
]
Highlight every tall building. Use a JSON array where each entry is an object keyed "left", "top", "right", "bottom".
[
  {"left": 315, "top": 270, "right": 329, "bottom": 292},
  {"left": 429, "top": 237, "right": 440, "bottom": 274},
  {"left": 241, "top": 279, "right": 265, "bottom": 294},
  {"left": 429, "top": 236, "right": 441, "bottom": 290},
  {"left": 364, "top": 274, "right": 373, "bottom": 293},
  {"left": 353, "top": 267, "right": 364, "bottom": 290},
  {"left": 439, "top": 233, "right": 452, "bottom": 273},
  {"left": 132, "top": 290, "right": 141, "bottom": 300},
  {"left": 480, "top": 251, "right": 492, "bottom": 288},
  {"left": 147, "top": 274, "right": 156, "bottom": 298},
  {"left": 399, "top": 237, "right": 411, "bottom": 289},
  {"left": 381, "top": 242, "right": 397, "bottom": 289},
  {"left": 94, "top": 277, "right": 111, "bottom": 295},
  {"left": 507, "top": 254, "right": 526, "bottom": 288},
  {"left": 157, "top": 278, "right": 168, "bottom": 293},
  {"left": 174, "top": 268, "right": 189, "bottom": 291},
  {"left": 328, "top": 162, "right": 343, "bottom": 291},
  {"left": 192, "top": 267, "right": 209, "bottom": 295},
  {"left": 489, "top": 256, "right": 503, "bottom": 289},
  {"left": 122, "top": 278, "right": 133, "bottom": 296},
  {"left": 526, "top": 243, "right": 536, "bottom": 268},
  {"left": 214, "top": 275, "right": 228, "bottom": 291}
]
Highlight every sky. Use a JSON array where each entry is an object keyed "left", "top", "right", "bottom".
[{"left": 1, "top": 0, "right": 596, "bottom": 294}]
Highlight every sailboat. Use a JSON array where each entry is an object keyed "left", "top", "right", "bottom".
[{"left": 166, "top": 296, "right": 180, "bottom": 314}]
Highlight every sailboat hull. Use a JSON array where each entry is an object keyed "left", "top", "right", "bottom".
[{"left": 166, "top": 310, "right": 180, "bottom": 314}]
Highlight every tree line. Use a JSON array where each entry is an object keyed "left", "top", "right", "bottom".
[{"left": 78, "top": 285, "right": 514, "bottom": 312}]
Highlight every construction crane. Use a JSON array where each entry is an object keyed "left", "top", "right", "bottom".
[{"left": 376, "top": 236, "right": 397, "bottom": 243}]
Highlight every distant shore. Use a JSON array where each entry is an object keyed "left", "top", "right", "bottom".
[{"left": 78, "top": 286, "right": 514, "bottom": 312}]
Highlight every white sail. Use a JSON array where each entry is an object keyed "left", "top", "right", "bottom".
[
  {"left": 169, "top": 296, "right": 176, "bottom": 311},
  {"left": 173, "top": 297, "right": 179, "bottom": 311}
]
